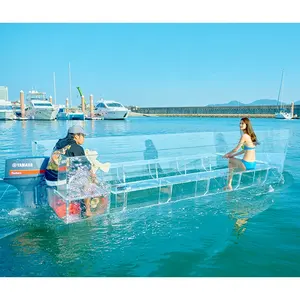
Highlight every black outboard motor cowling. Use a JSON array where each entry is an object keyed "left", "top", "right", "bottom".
[{"left": 3, "top": 156, "right": 50, "bottom": 208}]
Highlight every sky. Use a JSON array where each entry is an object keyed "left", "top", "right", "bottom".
[
  {"left": 1, "top": 1, "right": 300, "bottom": 299},
  {"left": 1, "top": 4, "right": 300, "bottom": 107}
]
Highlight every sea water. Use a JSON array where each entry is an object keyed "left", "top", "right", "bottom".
[{"left": 0, "top": 117, "right": 299, "bottom": 276}]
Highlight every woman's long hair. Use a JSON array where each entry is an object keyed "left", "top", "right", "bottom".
[{"left": 241, "top": 117, "right": 257, "bottom": 143}]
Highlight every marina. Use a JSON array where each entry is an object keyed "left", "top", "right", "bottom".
[
  {"left": 2, "top": 86, "right": 127, "bottom": 121},
  {"left": 2, "top": 84, "right": 299, "bottom": 122}
]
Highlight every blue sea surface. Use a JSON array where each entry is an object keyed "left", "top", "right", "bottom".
[{"left": 0, "top": 117, "right": 299, "bottom": 277}]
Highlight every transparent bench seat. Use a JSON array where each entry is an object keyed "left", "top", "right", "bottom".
[
  {"left": 110, "top": 167, "right": 229, "bottom": 194},
  {"left": 109, "top": 162, "right": 282, "bottom": 211}
]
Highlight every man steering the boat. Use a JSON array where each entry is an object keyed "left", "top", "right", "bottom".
[{"left": 45, "top": 125, "right": 99, "bottom": 217}]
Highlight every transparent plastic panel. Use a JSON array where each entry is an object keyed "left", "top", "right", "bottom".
[
  {"left": 33, "top": 132, "right": 218, "bottom": 161},
  {"left": 56, "top": 154, "right": 110, "bottom": 201},
  {"left": 48, "top": 154, "right": 111, "bottom": 223},
  {"left": 110, "top": 187, "right": 161, "bottom": 211},
  {"left": 236, "top": 170, "right": 256, "bottom": 189},
  {"left": 251, "top": 130, "right": 289, "bottom": 172},
  {"left": 195, "top": 179, "right": 210, "bottom": 197},
  {"left": 120, "top": 161, "right": 156, "bottom": 183},
  {"left": 176, "top": 154, "right": 217, "bottom": 175},
  {"left": 50, "top": 193, "right": 83, "bottom": 224},
  {"left": 171, "top": 181, "right": 196, "bottom": 202},
  {"left": 208, "top": 176, "right": 227, "bottom": 194},
  {"left": 33, "top": 130, "right": 289, "bottom": 170}
]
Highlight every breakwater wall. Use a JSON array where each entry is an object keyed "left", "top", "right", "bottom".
[{"left": 131, "top": 105, "right": 300, "bottom": 118}]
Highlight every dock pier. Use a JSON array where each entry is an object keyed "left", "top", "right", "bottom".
[{"left": 130, "top": 103, "right": 299, "bottom": 119}]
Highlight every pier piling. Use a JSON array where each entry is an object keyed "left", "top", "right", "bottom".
[
  {"left": 66, "top": 98, "right": 69, "bottom": 113},
  {"left": 81, "top": 95, "right": 85, "bottom": 115},
  {"left": 89, "top": 94, "right": 94, "bottom": 118},
  {"left": 20, "top": 90, "right": 25, "bottom": 118}
]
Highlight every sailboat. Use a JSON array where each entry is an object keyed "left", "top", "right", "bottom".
[
  {"left": 56, "top": 63, "right": 85, "bottom": 120},
  {"left": 274, "top": 70, "right": 292, "bottom": 120}
]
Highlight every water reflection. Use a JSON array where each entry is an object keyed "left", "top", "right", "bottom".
[
  {"left": 0, "top": 120, "right": 15, "bottom": 130},
  {"left": 21, "top": 120, "right": 26, "bottom": 130},
  {"left": 8, "top": 215, "right": 105, "bottom": 271},
  {"left": 90, "top": 120, "right": 96, "bottom": 133},
  {"left": 225, "top": 186, "right": 277, "bottom": 238},
  {"left": 102, "top": 120, "right": 131, "bottom": 135},
  {"left": 0, "top": 178, "right": 287, "bottom": 277}
]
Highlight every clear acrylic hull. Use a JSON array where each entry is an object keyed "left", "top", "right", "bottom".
[{"left": 34, "top": 129, "right": 289, "bottom": 222}]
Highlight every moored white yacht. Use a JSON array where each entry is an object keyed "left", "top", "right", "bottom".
[
  {"left": 0, "top": 86, "right": 15, "bottom": 120},
  {"left": 0, "top": 100, "right": 15, "bottom": 120},
  {"left": 275, "top": 111, "right": 292, "bottom": 120},
  {"left": 25, "top": 90, "right": 58, "bottom": 120},
  {"left": 94, "top": 100, "right": 129, "bottom": 120}
]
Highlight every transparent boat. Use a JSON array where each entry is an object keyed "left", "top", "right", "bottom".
[{"left": 30, "top": 129, "right": 289, "bottom": 223}]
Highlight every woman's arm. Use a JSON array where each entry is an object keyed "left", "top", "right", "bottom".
[
  {"left": 231, "top": 150, "right": 245, "bottom": 157},
  {"left": 223, "top": 135, "right": 246, "bottom": 158}
]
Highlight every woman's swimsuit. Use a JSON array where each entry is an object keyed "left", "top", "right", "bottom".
[{"left": 241, "top": 145, "right": 256, "bottom": 170}]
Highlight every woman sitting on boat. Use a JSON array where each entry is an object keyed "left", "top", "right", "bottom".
[{"left": 223, "top": 117, "right": 257, "bottom": 190}]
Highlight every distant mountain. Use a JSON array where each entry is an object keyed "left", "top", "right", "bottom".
[
  {"left": 207, "top": 100, "right": 245, "bottom": 107},
  {"left": 208, "top": 99, "right": 284, "bottom": 107},
  {"left": 249, "top": 99, "right": 279, "bottom": 106}
]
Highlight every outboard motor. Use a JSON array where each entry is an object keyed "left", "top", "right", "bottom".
[{"left": 3, "top": 156, "right": 50, "bottom": 208}]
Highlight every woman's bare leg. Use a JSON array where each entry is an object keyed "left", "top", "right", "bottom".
[{"left": 225, "top": 158, "right": 246, "bottom": 190}]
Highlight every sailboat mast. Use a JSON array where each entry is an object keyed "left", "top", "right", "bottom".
[
  {"left": 69, "top": 62, "right": 72, "bottom": 108},
  {"left": 53, "top": 72, "right": 57, "bottom": 105},
  {"left": 277, "top": 69, "right": 284, "bottom": 109}
]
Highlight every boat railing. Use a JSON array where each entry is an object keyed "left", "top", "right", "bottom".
[{"left": 32, "top": 129, "right": 290, "bottom": 167}]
